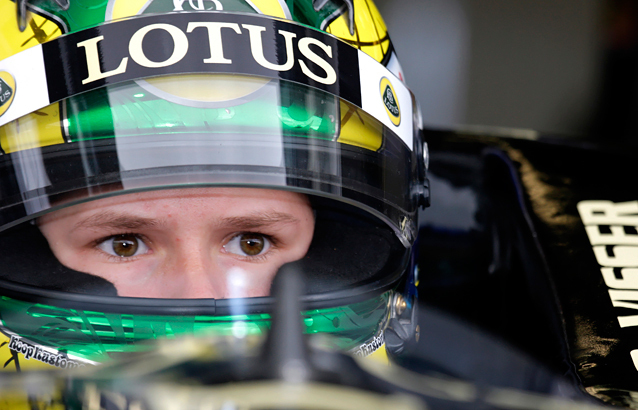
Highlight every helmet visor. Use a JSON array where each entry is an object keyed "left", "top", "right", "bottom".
[{"left": 0, "top": 75, "right": 418, "bottom": 245}]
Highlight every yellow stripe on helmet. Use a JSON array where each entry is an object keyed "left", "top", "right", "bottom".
[
  {"left": 337, "top": 101, "right": 383, "bottom": 152},
  {"left": 0, "top": 1, "right": 63, "bottom": 61},
  {"left": 324, "top": 0, "right": 389, "bottom": 64},
  {"left": 0, "top": 103, "right": 65, "bottom": 154}
]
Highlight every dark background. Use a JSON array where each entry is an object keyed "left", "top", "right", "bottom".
[
  {"left": 377, "top": 0, "right": 638, "bottom": 146},
  {"left": 371, "top": 2, "right": 638, "bottom": 399}
]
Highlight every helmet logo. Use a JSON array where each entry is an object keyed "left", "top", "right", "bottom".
[
  {"left": 105, "top": 0, "right": 291, "bottom": 105},
  {"left": 76, "top": 19, "right": 337, "bottom": 86},
  {"left": 0, "top": 72, "right": 16, "bottom": 118},
  {"left": 380, "top": 77, "right": 400, "bottom": 126},
  {"left": 7, "top": 334, "right": 86, "bottom": 370}
]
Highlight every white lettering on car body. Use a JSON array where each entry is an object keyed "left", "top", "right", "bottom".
[{"left": 577, "top": 200, "right": 638, "bottom": 370}]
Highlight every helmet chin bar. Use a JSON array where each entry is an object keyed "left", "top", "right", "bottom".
[{"left": 0, "top": 259, "right": 410, "bottom": 363}]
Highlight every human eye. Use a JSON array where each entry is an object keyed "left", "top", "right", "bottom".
[
  {"left": 97, "top": 233, "right": 150, "bottom": 259},
  {"left": 223, "top": 233, "right": 272, "bottom": 258}
]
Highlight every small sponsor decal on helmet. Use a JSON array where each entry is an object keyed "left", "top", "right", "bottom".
[
  {"left": 7, "top": 334, "right": 87, "bottom": 370},
  {"left": 0, "top": 72, "right": 16, "bottom": 118},
  {"left": 380, "top": 77, "right": 400, "bottom": 126},
  {"left": 352, "top": 331, "right": 384, "bottom": 356}
]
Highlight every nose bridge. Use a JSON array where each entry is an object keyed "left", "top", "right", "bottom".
[{"left": 166, "top": 236, "right": 228, "bottom": 298}]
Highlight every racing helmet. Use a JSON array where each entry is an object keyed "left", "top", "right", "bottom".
[{"left": 0, "top": 0, "right": 429, "bottom": 370}]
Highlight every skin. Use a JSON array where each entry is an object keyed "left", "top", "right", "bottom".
[{"left": 38, "top": 188, "right": 315, "bottom": 299}]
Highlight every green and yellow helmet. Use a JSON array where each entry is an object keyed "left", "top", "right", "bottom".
[{"left": 0, "top": 0, "right": 429, "bottom": 371}]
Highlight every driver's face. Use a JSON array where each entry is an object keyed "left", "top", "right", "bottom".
[{"left": 38, "top": 188, "right": 314, "bottom": 299}]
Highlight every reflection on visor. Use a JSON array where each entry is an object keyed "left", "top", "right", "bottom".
[
  {"left": 0, "top": 76, "right": 384, "bottom": 153},
  {"left": 72, "top": 79, "right": 339, "bottom": 143}
]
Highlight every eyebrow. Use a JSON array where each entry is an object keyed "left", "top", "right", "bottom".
[
  {"left": 217, "top": 212, "right": 301, "bottom": 230},
  {"left": 72, "top": 211, "right": 160, "bottom": 232},
  {"left": 72, "top": 211, "right": 301, "bottom": 232}
]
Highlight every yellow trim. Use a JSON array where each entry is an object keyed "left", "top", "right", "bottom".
[
  {"left": 0, "top": 1, "right": 63, "bottom": 61},
  {"left": 0, "top": 103, "right": 65, "bottom": 154},
  {"left": 0, "top": 2, "right": 65, "bottom": 152},
  {"left": 337, "top": 101, "right": 383, "bottom": 151},
  {"left": 110, "top": 0, "right": 149, "bottom": 20},
  {"left": 0, "top": 331, "right": 56, "bottom": 372},
  {"left": 325, "top": 0, "right": 389, "bottom": 63},
  {"left": 250, "top": 0, "right": 288, "bottom": 18},
  {"left": 365, "top": 343, "right": 389, "bottom": 365},
  {"left": 0, "top": 331, "right": 19, "bottom": 372}
]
